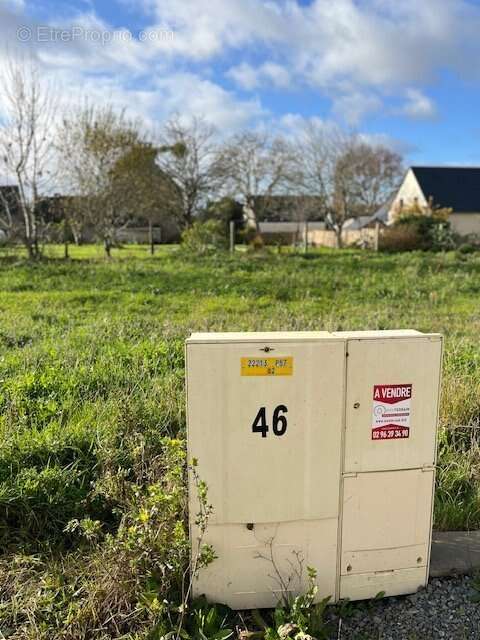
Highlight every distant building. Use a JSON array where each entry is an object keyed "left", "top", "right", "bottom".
[
  {"left": 243, "top": 195, "right": 325, "bottom": 228},
  {"left": 35, "top": 194, "right": 68, "bottom": 224},
  {"left": 116, "top": 219, "right": 181, "bottom": 244},
  {"left": 389, "top": 166, "right": 480, "bottom": 235},
  {"left": 342, "top": 216, "right": 372, "bottom": 231},
  {"left": 0, "top": 185, "right": 21, "bottom": 231},
  {"left": 246, "top": 194, "right": 382, "bottom": 246}
]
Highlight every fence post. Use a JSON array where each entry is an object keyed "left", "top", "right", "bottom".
[
  {"left": 304, "top": 220, "right": 308, "bottom": 253},
  {"left": 229, "top": 220, "right": 235, "bottom": 253},
  {"left": 374, "top": 221, "right": 380, "bottom": 252},
  {"left": 148, "top": 220, "right": 154, "bottom": 255}
]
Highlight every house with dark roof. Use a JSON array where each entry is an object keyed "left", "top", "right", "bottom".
[{"left": 388, "top": 166, "right": 480, "bottom": 235}]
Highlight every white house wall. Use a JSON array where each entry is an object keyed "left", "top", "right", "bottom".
[
  {"left": 388, "top": 169, "right": 427, "bottom": 223},
  {"left": 449, "top": 213, "right": 480, "bottom": 235},
  {"left": 259, "top": 221, "right": 326, "bottom": 233}
]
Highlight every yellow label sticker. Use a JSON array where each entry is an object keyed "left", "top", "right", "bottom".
[{"left": 241, "top": 357, "right": 293, "bottom": 377}]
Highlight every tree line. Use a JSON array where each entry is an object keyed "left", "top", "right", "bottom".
[{"left": 0, "top": 57, "right": 404, "bottom": 258}]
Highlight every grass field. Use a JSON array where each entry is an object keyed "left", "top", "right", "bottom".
[{"left": 1, "top": 243, "right": 480, "bottom": 638}]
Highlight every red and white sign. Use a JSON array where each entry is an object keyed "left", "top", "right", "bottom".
[{"left": 372, "top": 383, "right": 412, "bottom": 440}]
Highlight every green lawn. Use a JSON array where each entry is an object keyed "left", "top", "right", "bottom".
[{"left": 1, "top": 244, "right": 480, "bottom": 638}]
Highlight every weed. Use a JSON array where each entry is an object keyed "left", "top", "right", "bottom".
[
  {"left": 259, "top": 567, "right": 331, "bottom": 640},
  {"left": 470, "top": 574, "right": 480, "bottom": 603}
]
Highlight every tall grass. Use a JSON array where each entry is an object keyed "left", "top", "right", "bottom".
[{"left": 1, "top": 244, "right": 480, "bottom": 637}]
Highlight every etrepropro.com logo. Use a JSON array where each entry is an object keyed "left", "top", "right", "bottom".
[{"left": 15, "top": 25, "right": 175, "bottom": 45}]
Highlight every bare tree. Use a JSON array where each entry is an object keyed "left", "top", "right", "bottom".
[
  {"left": 58, "top": 104, "right": 142, "bottom": 257},
  {"left": 62, "top": 195, "right": 90, "bottom": 247},
  {"left": 334, "top": 142, "right": 403, "bottom": 218},
  {"left": 0, "top": 55, "right": 58, "bottom": 257},
  {"left": 297, "top": 123, "right": 403, "bottom": 247},
  {"left": 156, "top": 115, "right": 219, "bottom": 229},
  {"left": 215, "top": 131, "right": 297, "bottom": 232}
]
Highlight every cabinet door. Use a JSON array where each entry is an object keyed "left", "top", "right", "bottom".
[
  {"left": 344, "top": 337, "right": 442, "bottom": 473},
  {"left": 340, "top": 567, "right": 428, "bottom": 601},
  {"left": 193, "top": 519, "right": 339, "bottom": 609},
  {"left": 187, "top": 338, "right": 345, "bottom": 524},
  {"left": 341, "top": 469, "right": 434, "bottom": 589}
]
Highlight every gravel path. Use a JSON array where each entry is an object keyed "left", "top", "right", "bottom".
[{"left": 327, "top": 576, "right": 480, "bottom": 639}]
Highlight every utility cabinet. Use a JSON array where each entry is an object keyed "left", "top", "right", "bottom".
[{"left": 186, "top": 330, "right": 442, "bottom": 609}]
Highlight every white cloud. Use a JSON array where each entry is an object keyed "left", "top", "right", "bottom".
[
  {"left": 141, "top": 0, "right": 480, "bottom": 78},
  {"left": 141, "top": 0, "right": 287, "bottom": 60},
  {"left": 261, "top": 62, "right": 290, "bottom": 88},
  {"left": 228, "top": 61, "right": 291, "bottom": 90},
  {"left": 400, "top": 89, "right": 437, "bottom": 119},
  {"left": 277, "top": 113, "right": 415, "bottom": 156},
  {"left": 153, "top": 73, "right": 265, "bottom": 129},
  {"left": 0, "top": 5, "right": 151, "bottom": 76},
  {"left": 1, "top": 0, "right": 479, "bottom": 140},
  {"left": 227, "top": 63, "right": 260, "bottom": 91},
  {"left": 142, "top": 0, "right": 480, "bottom": 119},
  {"left": 0, "top": 3, "right": 265, "bottom": 135},
  {"left": 277, "top": 113, "right": 343, "bottom": 140},
  {"left": 332, "top": 91, "right": 382, "bottom": 126}
]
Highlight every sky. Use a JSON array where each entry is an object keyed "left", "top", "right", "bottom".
[{"left": 2, "top": 0, "right": 480, "bottom": 165}]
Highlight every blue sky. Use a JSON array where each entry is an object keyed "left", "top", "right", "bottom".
[{"left": 3, "top": 0, "right": 480, "bottom": 165}]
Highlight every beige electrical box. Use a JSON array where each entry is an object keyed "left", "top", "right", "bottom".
[{"left": 186, "top": 330, "right": 442, "bottom": 608}]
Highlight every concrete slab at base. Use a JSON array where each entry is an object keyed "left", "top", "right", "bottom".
[{"left": 430, "top": 530, "right": 480, "bottom": 577}]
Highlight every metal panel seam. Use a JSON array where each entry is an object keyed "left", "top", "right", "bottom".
[
  {"left": 335, "top": 338, "right": 348, "bottom": 603},
  {"left": 426, "top": 336, "right": 444, "bottom": 578},
  {"left": 185, "top": 342, "right": 195, "bottom": 584}
]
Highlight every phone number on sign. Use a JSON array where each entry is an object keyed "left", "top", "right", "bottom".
[{"left": 372, "top": 428, "right": 409, "bottom": 440}]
